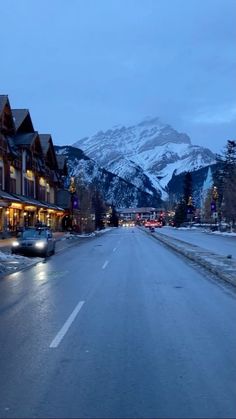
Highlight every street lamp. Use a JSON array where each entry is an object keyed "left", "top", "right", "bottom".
[
  {"left": 69, "top": 177, "right": 76, "bottom": 229},
  {"left": 187, "top": 196, "right": 194, "bottom": 225},
  {"left": 211, "top": 185, "right": 218, "bottom": 229}
]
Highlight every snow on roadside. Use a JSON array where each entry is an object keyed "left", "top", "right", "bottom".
[
  {"left": 172, "top": 226, "right": 236, "bottom": 237},
  {"left": 0, "top": 251, "right": 30, "bottom": 261},
  {"left": 210, "top": 231, "right": 236, "bottom": 237},
  {"left": 0, "top": 250, "right": 39, "bottom": 276}
]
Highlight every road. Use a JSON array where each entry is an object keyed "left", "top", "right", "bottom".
[{"left": 0, "top": 227, "right": 236, "bottom": 418}]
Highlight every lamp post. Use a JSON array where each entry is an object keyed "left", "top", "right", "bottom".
[
  {"left": 211, "top": 185, "right": 218, "bottom": 230},
  {"left": 187, "top": 195, "right": 194, "bottom": 225},
  {"left": 69, "top": 176, "right": 76, "bottom": 229}
]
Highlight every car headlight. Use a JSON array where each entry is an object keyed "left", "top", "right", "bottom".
[
  {"left": 12, "top": 241, "right": 20, "bottom": 247},
  {"left": 35, "top": 241, "right": 46, "bottom": 249}
]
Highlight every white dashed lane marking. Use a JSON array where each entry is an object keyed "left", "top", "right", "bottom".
[
  {"left": 49, "top": 300, "right": 85, "bottom": 348},
  {"left": 102, "top": 260, "right": 109, "bottom": 269}
]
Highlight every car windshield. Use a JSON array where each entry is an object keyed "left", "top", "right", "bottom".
[{"left": 22, "top": 229, "right": 47, "bottom": 239}]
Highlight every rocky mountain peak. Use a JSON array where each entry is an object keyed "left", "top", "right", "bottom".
[{"left": 72, "top": 117, "right": 216, "bottom": 200}]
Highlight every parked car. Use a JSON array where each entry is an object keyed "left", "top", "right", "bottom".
[{"left": 11, "top": 227, "right": 55, "bottom": 257}]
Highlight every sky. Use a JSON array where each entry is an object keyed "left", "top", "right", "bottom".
[{"left": 0, "top": 0, "right": 236, "bottom": 153}]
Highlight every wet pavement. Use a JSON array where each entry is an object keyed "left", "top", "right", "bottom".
[{"left": 0, "top": 232, "right": 94, "bottom": 278}]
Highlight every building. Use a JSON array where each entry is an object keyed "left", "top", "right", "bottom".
[
  {"left": 0, "top": 94, "right": 67, "bottom": 236},
  {"left": 117, "top": 207, "right": 163, "bottom": 223}
]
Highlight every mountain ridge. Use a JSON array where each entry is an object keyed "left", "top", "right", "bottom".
[
  {"left": 55, "top": 145, "right": 163, "bottom": 208},
  {"left": 72, "top": 117, "right": 216, "bottom": 199}
]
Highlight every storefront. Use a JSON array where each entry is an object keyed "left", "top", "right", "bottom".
[
  {"left": 0, "top": 200, "right": 9, "bottom": 232},
  {"left": 0, "top": 191, "right": 65, "bottom": 234},
  {"left": 23, "top": 205, "right": 37, "bottom": 227},
  {"left": 0, "top": 192, "right": 22, "bottom": 235},
  {"left": 8, "top": 202, "right": 23, "bottom": 232}
]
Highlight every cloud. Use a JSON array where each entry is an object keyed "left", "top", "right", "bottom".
[{"left": 191, "top": 105, "right": 236, "bottom": 124}]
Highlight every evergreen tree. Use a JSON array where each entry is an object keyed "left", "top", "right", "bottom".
[
  {"left": 109, "top": 204, "right": 119, "bottom": 227},
  {"left": 75, "top": 177, "right": 94, "bottom": 233},
  {"left": 222, "top": 140, "right": 236, "bottom": 225},
  {"left": 183, "top": 171, "right": 193, "bottom": 206},
  {"left": 173, "top": 200, "right": 186, "bottom": 227},
  {"left": 214, "top": 140, "right": 236, "bottom": 226},
  {"left": 202, "top": 189, "right": 213, "bottom": 223},
  {"left": 183, "top": 171, "right": 194, "bottom": 220},
  {"left": 213, "top": 155, "right": 224, "bottom": 209},
  {"left": 91, "top": 186, "right": 106, "bottom": 230}
]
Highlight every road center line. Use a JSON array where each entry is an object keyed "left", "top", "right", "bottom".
[
  {"left": 102, "top": 260, "right": 109, "bottom": 269},
  {"left": 49, "top": 300, "right": 85, "bottom": 348}
]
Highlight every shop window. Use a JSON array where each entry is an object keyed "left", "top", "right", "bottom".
[
  {"left": 24, "top": 178, "right": 34, "bottom": 198},
  {"left": 38, "top": 185, "right": 46, "bottom": 201}
]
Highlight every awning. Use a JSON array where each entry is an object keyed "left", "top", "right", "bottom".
[
  {"left": 0, "top": 191, "right": 22, "bottom": 201},
  {"left": 11, "top": 194, "right": 48, "bottom": 208},
  {"left": 1, "top": 192, "right": 65, "bottom": 212},
  {"left": 39, "top": 200, "right": 65, "bottom": 211}
]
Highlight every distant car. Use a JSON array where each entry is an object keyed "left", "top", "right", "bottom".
[{"left": 11, "top": 227, "right": 55, "bottom": 257}]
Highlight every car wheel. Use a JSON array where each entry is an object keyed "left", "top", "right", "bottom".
[{"left": 42, "top": 248, "right": 49, "bottom": 258}]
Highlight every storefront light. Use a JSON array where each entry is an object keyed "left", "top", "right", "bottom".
[
  {"left": 26, "top": 170, "right": 33, "bottom": 178},
  {"left": 10, "top": 203, "right": 22, "bottom": 209},
  {"left": 24, "top": 206, "right": 36, "bottom": 211}
]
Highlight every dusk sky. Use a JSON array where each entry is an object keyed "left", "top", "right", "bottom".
[{"left": 1, "top": 0, "right": 235, "bottom": 153}]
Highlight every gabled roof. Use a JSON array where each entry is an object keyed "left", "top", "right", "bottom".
[
  {"left": 56, "top": 154, "right": 67, "bottom": 170},
  {"left": 12, "top": 109, "right": 34, "bottom": 132},
  {"left": 39, "top": 134, "right": 52, "bottom": 154},
  {"left": 39, "top": 134, "right": 58, "bottom": 169},
  {"left": 6, "top": 136, "right": 21, "bottom": 158},
  {"left": 13, "top": 132, "right": 38, "bottom": 146},
  {"left": 0, "top": 95, "right": 8, "bottom": 115}
]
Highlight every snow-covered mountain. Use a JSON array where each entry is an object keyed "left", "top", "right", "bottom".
[
  {"left": 55, "top": 145, "right": 162, "bottom": 208},
  {"left": 73, "top": 117, "right": 216, "bottom": 200}
]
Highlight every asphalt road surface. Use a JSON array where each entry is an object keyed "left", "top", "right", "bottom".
[{"left": 0, "top": 227, "right": 235, "bottom": 418}]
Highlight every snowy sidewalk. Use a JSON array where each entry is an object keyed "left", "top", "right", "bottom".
[
  {"left": 146, "top": 227, "right": 236, "bottom": 287},
  {"left": 157, "top": 226, "right": 236, "bottom": 259}
]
